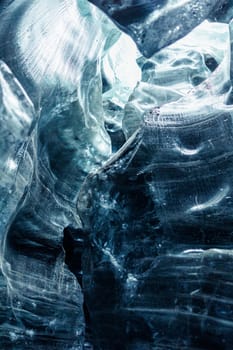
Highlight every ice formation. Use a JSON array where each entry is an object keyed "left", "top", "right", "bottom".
[{"left": 0, "top": 0, "right": 233, "bottom": 349}]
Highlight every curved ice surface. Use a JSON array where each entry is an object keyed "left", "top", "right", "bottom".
[
  {"left": 102, "top": 32, "right": 141, "bottom": 150},
  {"left": 88, "top": 0, "right": 226, "bottom": 57},
  {"left": 123, "top": 20, "right": 231, "bottom": 138},
  {"left": 1, "top": 0, "right": 233, "bottom": 349},
  {"left": 0, "top": 1, "right": 121, "bottom": 348},
  {"left": 77, "top": 11, "right": 233, "bottom": 348},
  {"left": 78, "top": 99, "right": 233, "bottom": 348},
  {"left": 0, "top": 0, "right": 119, "bottom": 99},
  {"left": 0, "top": 61, "right": 36, "bottom": 238}
]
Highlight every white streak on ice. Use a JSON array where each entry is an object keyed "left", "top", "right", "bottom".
[{"left": 187, "top": 185, "right": 230, "bottom": 213}]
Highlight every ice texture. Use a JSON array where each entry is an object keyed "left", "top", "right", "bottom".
[
  {"left": 88, "top": 0, "right": 227, "bottom": 57},
  {"left": 1, "top": 0, "right": 233, "bottom": 349},
  {"left": 123, "top": 20, "right": 231, "bottom": 138},
  {"left": 0, "top": 61, "right": 36, "bottom": 235},
  {"left": 78, "top": 105, "right": 233, "bottom": 349},
  {"left": 0, "top": 0, "right": 120, "bottom": 348},
  {"left": 77, "top": 7, "right": 233, "bottom": 350}
]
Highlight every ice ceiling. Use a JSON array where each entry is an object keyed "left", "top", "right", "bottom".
[{"left": 0, "top": 0, "right": 233, "bottom": 349}]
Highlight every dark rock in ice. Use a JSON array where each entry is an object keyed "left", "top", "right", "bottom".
[
  {"left": 88, "top": 0, "right": 226, "bottom": 57},
  {"left": 78, "top": 102, "right": 233, "bottom": 349}
]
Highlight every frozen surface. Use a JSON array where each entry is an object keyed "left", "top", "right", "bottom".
[
  {"left": 78, "top": 95, "right": 233, "bottom": 349},
  {"left": 88, "top": 0, "right": 227, "bottom": 57},
  {"left": 0, "top": 0, "right": 120, "bottom": 348},
  {"left": 0, "top": 61, "right": 36, "bottom": 236},
  {"left": 0, "top": 0, "right": 233, "bottom": 349},
  {"left": 123, "top": 20, "right": 231, "bottom": 138},
  {"left": 78, "top": 4, "right": 233, "bottom": 350}
]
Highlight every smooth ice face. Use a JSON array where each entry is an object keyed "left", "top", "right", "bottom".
[
  {"left": 0, "top": 61, "right": 36, "bottom": 237},
  {"left": 0, "top": 0, "right": 119, "bottom": 96},
  {"left": 88, "top": 0, "right": 227, "bottom": 57},
  {"left": 102, "top": 32, "right": 141, "bottom": 150}
]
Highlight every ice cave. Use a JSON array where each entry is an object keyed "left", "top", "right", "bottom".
[{"left": 0, "top": 1, "right": 233, "bottom": 349}]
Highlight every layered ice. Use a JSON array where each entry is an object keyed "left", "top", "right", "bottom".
[
  {"left": 88, "top": 0, "right": 227, "bottom": 57},
  {"left": 0, "top": 0, "right": 120, "bottom": 348},
  {"left": 78, "top": 86, "right": 233, "bottom": 350},
  {"left": 0, "top": 0, "right": 233, "bottom": 350}
]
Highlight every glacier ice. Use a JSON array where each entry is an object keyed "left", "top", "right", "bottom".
[
  {"left": 0, "top": 61, "right": 36, "bottom": 235},
  {"left": 0, "top": 0, "right": 120, "bottom": 348},
  {"left": 78, "top": 90, "right": 233, "bottom": 349},
  {"left": 0, "top": 0, "right": 233, "bottom": 349},
  {"left": 123, "top": 20, "right": 231, "bottom": 138},
  {"left": 88, "top": 0, "right": 228, "bottom": 57}
]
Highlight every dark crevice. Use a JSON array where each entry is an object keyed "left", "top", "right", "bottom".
[{"left": 63, "top": 226, "right": 92, "bottom": 346}]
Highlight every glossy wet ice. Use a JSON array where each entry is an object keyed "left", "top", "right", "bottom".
[{"left": 0, "top": 1, "right": 233, "bottom": 349}]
